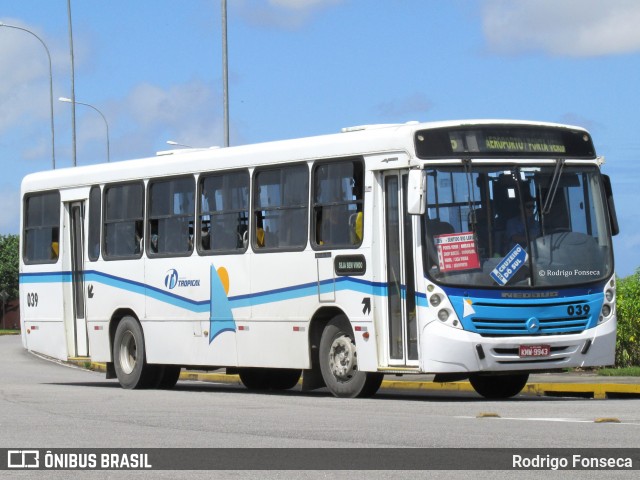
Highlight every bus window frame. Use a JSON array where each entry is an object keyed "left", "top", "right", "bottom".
[
  {"left": 252, "top": 162, "right": 309, "bottom": 253},
  {"left": 87, "top": 185, "right": 101, "bottom": 262},
  {"left": 146, "top": 174, "right": 196, "bottom": 259},
  {"left": 197, "top": 168, "right": 250, "bottom": 256},
  {"left": 310, "top": 157, "right": 365, "bottom": 251},
  {"left": 102, "top": 180, "right": 145, "bottom": 261},
  {"left": 22, "top": 190, "right": 61, "bottom": 265}
]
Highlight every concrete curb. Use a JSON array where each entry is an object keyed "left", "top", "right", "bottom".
[{"left": 68, "top": 359, "right": 640, "bottom": 399}]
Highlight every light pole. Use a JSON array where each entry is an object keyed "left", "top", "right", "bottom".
[
  {"left": 67, "top": 0, "right": 77, "bottom": 166},
  {"left": 59, "top": 97, "right": 110, "bottom": 163},
  {"left": 0, "top": 22, "right": 56, "bottom": 169},
  {"left": 221, "top": 0, "right": 229, "bottom": 147}
]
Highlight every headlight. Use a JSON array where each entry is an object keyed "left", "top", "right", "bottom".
[{"left": 430, "top": 294, "right": 442, "bottom": 307}]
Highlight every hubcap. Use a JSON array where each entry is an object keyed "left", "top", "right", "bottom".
[
  {"left": 118, "top": 330, "right": 137, "bottom": 375},
  {"left": 328, "top": 334, "right": 357, "bottom": 382}
]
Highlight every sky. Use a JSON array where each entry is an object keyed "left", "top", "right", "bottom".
[{"left": 0, "top": 0, "right": 639, "bottom": 276}]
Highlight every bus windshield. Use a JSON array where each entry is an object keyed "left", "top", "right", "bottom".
[{"left": 423, "top": 164, "right": 614, "bottom": 288}]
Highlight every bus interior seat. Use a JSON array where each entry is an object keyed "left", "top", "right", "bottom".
[{"left": 349, "top": 211, "right": 363, "bottom": 244}]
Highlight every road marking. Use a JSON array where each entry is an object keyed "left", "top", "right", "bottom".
[{"left": 457, "top": 415, "right": 640, "bottom": 426}]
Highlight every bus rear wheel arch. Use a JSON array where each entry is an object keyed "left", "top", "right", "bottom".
[
  {"left": 469, "top": 373, "right": 529, "bottom": 399},
  {"left": 319, "top": 315, "right": 383, "bottom": 398}
]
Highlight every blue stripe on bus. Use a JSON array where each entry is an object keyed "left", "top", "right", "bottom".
[
  {"left": 85, "top": 270, "right": 210, "bottom": 313},
  {"left": 19, "top": 271, "right": 73, "bottom": 283},
  {"left": 20, "top": 270, "right": 391, "bottom": 311}
]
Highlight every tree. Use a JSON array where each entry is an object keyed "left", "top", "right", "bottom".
[
  {"left": 0, "top": 234, "right": 19, "bottom": 300},
  {"left": 615, "top": 268, "right": 640, "bottom": 367}
]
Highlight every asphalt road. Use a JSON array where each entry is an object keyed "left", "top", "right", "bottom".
[{"left": 1, "top": 335, "right": 639, "bottom": 479}]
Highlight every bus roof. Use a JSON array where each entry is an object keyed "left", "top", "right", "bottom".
[{"left": 21, "top": 119, "right": 590, "bottom": 193}]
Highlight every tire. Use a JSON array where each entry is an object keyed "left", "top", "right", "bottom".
[
  {"left": 469, "top": 373, "right": 529, "bottom": 399},
  {"left": 319, "top": 315, "right": 383, "bottom": 398},
  {"left": 112, "top": 316, "right": 157, "bottom": 389},
  {"left": 158, "top": 366, "right": 182, "bottom": 389},
  {"left": 239, "top": 368, "right": 270, "bottom": 390},
  {"left": 239, "top": 368, "right": 301, "bottom": 391},
  {"left": 267, "top": 369, "right": 301, "bottom": 390}
]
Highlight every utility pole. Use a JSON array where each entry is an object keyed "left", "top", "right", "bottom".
[
  {"left": 67, "top": 0, "right": 77, "bottom": 166},
  {"left": 222, "top": 0, "right": 229, "bottom": 147}
]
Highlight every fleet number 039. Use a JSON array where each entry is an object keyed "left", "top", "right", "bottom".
[
  {"left": 26, "top": 292, "right": 39, "bottom": 307},
  {"left": 567, "top": 304, "right": 590, "bottom": 316}
]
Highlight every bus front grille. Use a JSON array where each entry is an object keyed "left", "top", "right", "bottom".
[{"left": 470, "top": 316, "right": 589, "bottom": 336}]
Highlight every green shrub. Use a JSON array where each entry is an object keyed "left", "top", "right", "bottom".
[
  {"left": 615, "top": 268, "right": 640, "bottom": 367},
  {"left": 0, "top": 234, "right": 19, "bottom": 300}
]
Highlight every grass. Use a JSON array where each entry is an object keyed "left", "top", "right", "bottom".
[
  {"left": 0, "top": 329, "right": 20, "bottom": 335},
  {"left": 596, "top": 366, "right": 640, "bottom": 377}
]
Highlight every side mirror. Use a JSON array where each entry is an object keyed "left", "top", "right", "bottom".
[
  {"left": 602, "top": 174, "right": 619, "bottom": 236},
  {"left": 407, "top": 169, "right": 426, "bottom": 215}
]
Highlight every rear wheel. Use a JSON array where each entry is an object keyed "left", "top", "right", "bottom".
[
  {"left": 158, "top": 366, "right": 182, "bottom": 389},
  {"left": 469, "top": 373, "right": 529, "bottom": 399},
  {"left": 239, "top": 368, "right": 271, "bottom": 390},
  {"left": 319, "top": 315, "right": 383, "bottom": 398},
  {"left": 239, "top": 368, "right": 301, "bottom": 391},
  {"left": 266, "top": 369, "right": 301, "bottom": 390},
  {"left": 113, "top": 316, "right": 158, "bottom": 389}
]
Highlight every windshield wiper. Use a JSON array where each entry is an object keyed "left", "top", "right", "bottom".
[{"left": 542, "top": 158, "right": 565, "bottom": 214}]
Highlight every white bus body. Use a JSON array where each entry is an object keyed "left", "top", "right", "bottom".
[{"left": 19, "top": 120, "right": 619, "bottom": 398}]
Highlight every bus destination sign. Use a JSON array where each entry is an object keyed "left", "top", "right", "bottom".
[
  {"left": 475, "top": 134, "right": 566, "bottom": 154},
  {"left": 415, "top": 125, "right": 596, "bottom": 159}
]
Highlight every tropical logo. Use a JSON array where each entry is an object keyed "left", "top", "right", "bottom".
[
  {"left": 165, "top": 269, "right": 179, "bottom": 289},
  {"left": 164, "top": 269, "right": 200, "bottom": 290}
]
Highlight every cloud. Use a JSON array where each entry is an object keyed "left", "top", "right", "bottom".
[
  {"left": 0, "top": 21, "right": 53, "bottom": 132},
  {"left": 112, "top": 80, "right": 224, "bottom": 158},
  {"left": 482, "top": 0, "right": 640, "bottom": 57},
  {"left": 235, "top": 0, "right": 344, "bottom": 29}
]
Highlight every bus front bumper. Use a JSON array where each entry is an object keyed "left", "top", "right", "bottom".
[{"left": 419, "top": 316, "right": 617, "bottom": 374}]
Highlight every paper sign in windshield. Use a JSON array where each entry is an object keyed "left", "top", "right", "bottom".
[
  {"left": 490, "top": 244, "right": 528, "bottom": 285},
  {"left": 435, "top": 232, "right": 480, "bottom": 272}
]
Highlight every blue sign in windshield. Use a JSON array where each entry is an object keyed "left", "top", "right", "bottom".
[{"left": 490, "top": 244, "right": 528, "bottom": 286}]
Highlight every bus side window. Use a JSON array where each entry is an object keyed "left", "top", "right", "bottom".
[
  {"left": 253, "top": 164, "right": 308, "bottom": 251},
  {"left": 198, "top": 170, "right": 249, "bottom": 254},
  {"left": 23, "top": 191, "right": 61, "bottom": 264},
  {"left": 312, "top": 158, "right": 364, "bottom": 249},
  {"left": 88, "top": 186, "right": 101, "bottom": 261},
  {"left": 148, "top": 176, "right": 195, "bottom": 256},
  {"left": 103, "top": 183, "right": 144, "bottom": 259}
]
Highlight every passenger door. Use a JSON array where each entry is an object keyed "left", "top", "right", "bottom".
[
  {"left": 65, "top": 201, "right": 89, "bottom": 357},
  {"left": 383, "top": 172, "right": 419, "bottom": 366}
]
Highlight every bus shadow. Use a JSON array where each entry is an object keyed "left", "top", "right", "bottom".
[{"left": 44, "top": 380, "right": 580, "bottom": 402}]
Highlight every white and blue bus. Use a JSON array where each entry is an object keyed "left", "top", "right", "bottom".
[{"left": 19, "top": 120, "right": 619, "bottom": 398}]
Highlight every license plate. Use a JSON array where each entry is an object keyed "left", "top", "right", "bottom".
[{"left": 519, "top": 344, "right": 551, "bottom": 357}]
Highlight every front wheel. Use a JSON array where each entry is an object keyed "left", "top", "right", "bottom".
[
  {"left": 469, "top": 373, "right": 529, "bottom": 399},
  {"left": 319, "top": 315, "right": 383, "bottom": 398}
]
